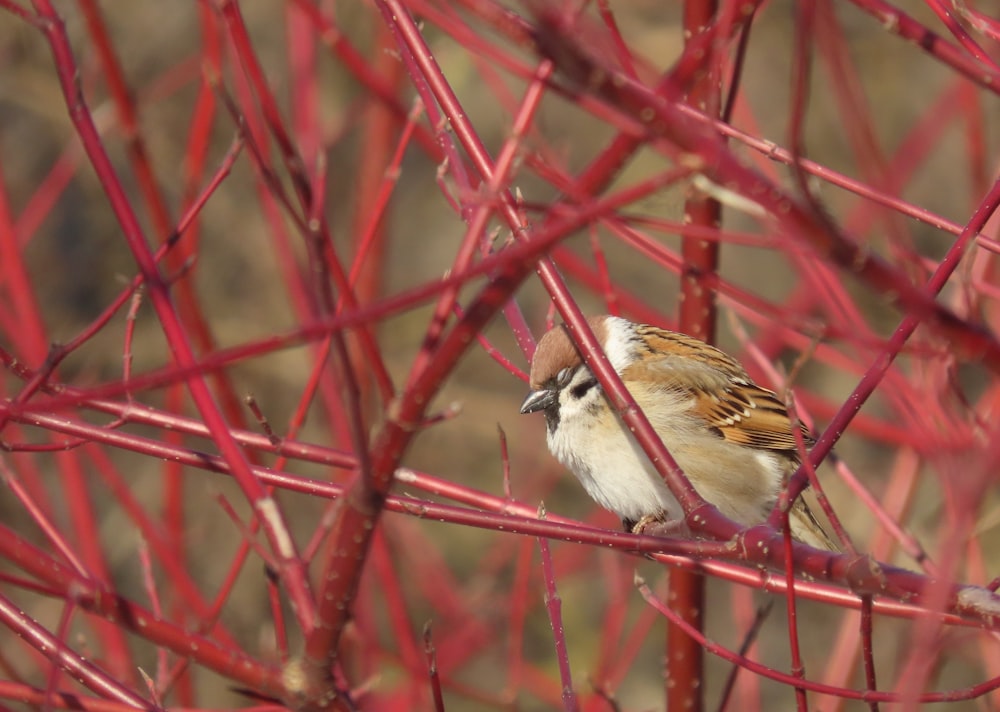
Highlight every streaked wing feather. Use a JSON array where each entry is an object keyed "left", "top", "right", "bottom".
[
  {"left": 694, "top": 382, "right": 807, "bottom": 452},
  {"left": 626, "top": 324, "right": 812, "bottom": 454}
]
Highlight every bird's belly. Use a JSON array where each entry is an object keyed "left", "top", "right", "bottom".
[
  {"left": 548, "top": 413, "right": 783, "bottom": 527},
  {"left": 547, "top": 418, "right": 683, "bottom": 524}
]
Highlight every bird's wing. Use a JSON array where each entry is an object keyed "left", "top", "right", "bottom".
[
  {"left": 627, "top": 325, "right": 812, "bottom": 454},
  {"left": 630, "top": 352, "right": 810, "bottom": 454},
  {"left": 690, "top": 379, "right": 810, "bottom": 453}
]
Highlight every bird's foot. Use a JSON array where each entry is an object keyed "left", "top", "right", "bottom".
[{"left": 627, "top": 513, "right": 690, "bottom": 538}]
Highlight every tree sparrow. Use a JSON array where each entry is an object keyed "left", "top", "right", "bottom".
[{"left": 520, "top": 315, "right": 837, "bottom": 550}]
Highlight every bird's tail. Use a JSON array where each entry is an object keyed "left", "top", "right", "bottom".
[{"left": 789, "top": 499, "right": 840, "bottom": 551}]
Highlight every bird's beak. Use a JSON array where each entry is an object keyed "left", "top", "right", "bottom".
[{"left": 520, "top": 388, "right": 556, "bottom": 414}]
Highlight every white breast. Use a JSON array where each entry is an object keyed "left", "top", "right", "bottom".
[{"left": 546, "top": 380, "right": 690, "bottom": 524}]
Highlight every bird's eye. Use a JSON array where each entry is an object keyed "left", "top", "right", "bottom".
[{"left": 555, "top": 367, "right": 573, "bottom": 386}]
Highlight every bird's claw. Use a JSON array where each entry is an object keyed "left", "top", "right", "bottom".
[{"left": 628, "top": 514, "right": 690, "bottom": 538}]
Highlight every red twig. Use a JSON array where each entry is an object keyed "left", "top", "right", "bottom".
[
  {"left": 27, "top": 0, "right": 317, "bottom": 635},
  {"left": 4, "top": 2, "right": 1000, "bottom": 709},
  {"left": 0, "top": 591, "right": 156, "bottom": 710},
  {"left": 537, "top": 515, "right": 579, "bottom": 712},
  {"left": 668, "top": 0, "right": 723, "bottom": 705},
  {"left": 422, "top": 623, "right": 445, "bottom": 712}
]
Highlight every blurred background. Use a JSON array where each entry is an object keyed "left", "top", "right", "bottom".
[{"left": 1, "top": 1, "right": 999, "bottom": 710}]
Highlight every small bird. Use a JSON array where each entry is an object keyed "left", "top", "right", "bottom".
[{"left": 520, "top": 315, "right": 837, "bottom": 550}]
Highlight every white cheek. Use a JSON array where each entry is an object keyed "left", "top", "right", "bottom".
[{"left": 601, "top": 317, "right": 637, "bottom": 373}]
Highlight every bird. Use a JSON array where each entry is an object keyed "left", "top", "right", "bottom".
[{"left": 519, "top": 314, "right": 837, "bottom": 550}]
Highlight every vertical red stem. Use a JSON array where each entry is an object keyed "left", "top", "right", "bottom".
[{"left": 668, "top": 2, "right": 721, "bottom": 710}]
